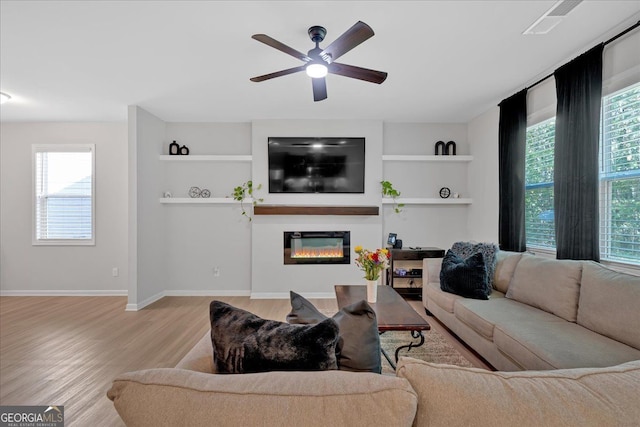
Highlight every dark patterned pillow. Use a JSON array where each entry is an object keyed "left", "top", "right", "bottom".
[
  {"left": 286, "top": 292, "right": 382, "bottom": 374},
  {"left": 440, "top": 250, "right": 490, "bottom": 300},
  {"left": 451, "top": 241, "right": 498, "bottom": 290},
  {"left": 210, "top": 301, "right": 339, "bottom": 374}
]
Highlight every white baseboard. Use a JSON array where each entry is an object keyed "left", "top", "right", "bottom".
[
  {"left": 250, "top": 292, "right": 335, "bottom": 299},
  {"left": 0, "top": 290, "right": 128, "bottom": 297},
  {"left": 125, "top": 290, "right": 252, "bottom": 311}
]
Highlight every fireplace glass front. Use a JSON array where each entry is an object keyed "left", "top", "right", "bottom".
[{"left": 284, "top": 231, "right": 350, "bottom": 265}]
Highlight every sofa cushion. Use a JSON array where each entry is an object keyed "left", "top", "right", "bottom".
[
  {"left": 505, "top": 254, "right": 582, "bottom": 322},
  {"left": 492, "top": 251, "right": 523, "bottom": 293},
  {"left": 210, "top": 301, "right": 338, "bottom": 374},
  {"left": 577, "top": 261, "right": 640, "bottom": 350},
  {"left": 396, "top": 357, "right": 640, "bottom": 427},
  {"left": 108, "top": 368, "right": 418, "bottom": 427},
  {"left": 440, "top": 250, "right": 490, "bottom": 300},
  {"left": 494, "top": 317, "right": 640, "bottom": 370},
  {"left": 286, "top": 292, "right": 382, "bottom": 373}
]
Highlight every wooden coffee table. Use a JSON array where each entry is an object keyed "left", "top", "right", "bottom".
[{"left": 335, "top": 284, "right": 431, "bottom": 370}]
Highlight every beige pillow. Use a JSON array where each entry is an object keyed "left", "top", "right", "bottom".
[
  {"left": 397, "top": 357, "right": 640, "bottom": 427},
  {"left": 492, "top": 251, "right": 523, "bottom": 293},
  {"left": 577, "top": 261, "right": 640, "bottom": 350},
  {"left": 108, "top": 368, "right": 417, "bottom": 427},
  {"left": 505, "top": 254, "right": 582, "bottom": 322}
]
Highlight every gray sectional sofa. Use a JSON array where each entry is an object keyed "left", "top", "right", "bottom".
[{"left": 423, "top": 251, "right": 640, "bottom": 371}]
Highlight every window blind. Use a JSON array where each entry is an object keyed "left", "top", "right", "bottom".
[
  {"left": 599, "top": 83, "right": 640, "bottom": 264},
  {"left": 33, "top": 146, "right": 95, "bottom": 245}
]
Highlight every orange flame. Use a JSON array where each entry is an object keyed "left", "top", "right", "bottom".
[{"left": 292, "top": 248, "right": 344, "bottom": 258}]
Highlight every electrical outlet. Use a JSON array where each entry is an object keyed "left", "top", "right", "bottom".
[
  {"left": 214, "top": 267, "right": 220, "bottom": 277},
  {"left": 112, "top": 267, "right": 119, "bottom": 277}
]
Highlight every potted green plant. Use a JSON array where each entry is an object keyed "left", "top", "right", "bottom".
[
  {"left": 232, "top": 180, "right": 264, "bottom": 221},
  {"left": 380, "top": 180, "right": 404, "bottom": 213}
]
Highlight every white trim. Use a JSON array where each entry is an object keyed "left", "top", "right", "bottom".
[
  {"left": 125, "top": 291, "right": 164, "bottom": 311},
  {"left": 159, "top": 198, "right": 238, "bottom": 204},
  {"left": 250, "top": 292, "right": 335, "bottom": 299},
  {"left": 0, "top": 290, "right": 127, "bottom": 296},
  {"left": 124, "top": 290, "right": 253, "bottom": 311},
  {"left": 163, "top": 290, "right": 251, "bottom": 297}
]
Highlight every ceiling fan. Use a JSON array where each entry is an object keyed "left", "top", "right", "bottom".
[{"left": 250, "top": 21, "right": 388, "bottom": 102}]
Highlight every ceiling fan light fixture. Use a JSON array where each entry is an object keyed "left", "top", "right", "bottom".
[
  {"left": 306, "top": 63, "right": 328, "bottom": 78},
  {"left": 0, "top": 92, "right": 11, "bottom": 104}
]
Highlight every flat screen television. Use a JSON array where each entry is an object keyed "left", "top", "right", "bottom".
[{"left": 268, "top": 137, "right": 365, "bottom": 193}]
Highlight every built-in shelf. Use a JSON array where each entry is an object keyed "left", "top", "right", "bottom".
[
  {"left": 158, "top": 155, "right": 252, "bottom": 162},
  {"left": 254, "top": 205, "right": 379, "bottom": 216},
  {"left": 382, "top": 155, "right": 473, "bottom": 162},
  {"left": 382, "top": 198, "right": 472, "bottom": 205},
  {"left": 159, "top": 197, "right": 238, "bottom": 204}
]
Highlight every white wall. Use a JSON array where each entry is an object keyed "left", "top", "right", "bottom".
[
  {"left": 382, "top": 123, "right": 471, "bottom": 249},
  {"left": 128, "top": 107, "right": 167, "bottom": 309},
  {"left": 0, "top": 122, "right": 128, "bottom": 294},
  {"left": 250, "top": 120, "right": 384, "bottom": 298}
]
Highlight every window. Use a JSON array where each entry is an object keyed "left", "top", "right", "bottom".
[
  {"left": 33, "top": 145, "right": 95, "bottom": 245},
  {"left": 599, "top": 83, "right": 640, "bottom": 264},
  {"left": 525, "top": 117, "right": 556, "bottom": 249},
  {"left": 524, "top": 82, "right": 640, "bottom": 266}
]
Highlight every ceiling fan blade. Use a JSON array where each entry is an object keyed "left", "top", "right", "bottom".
[
  {"left": 328, "top": 62, "right": 388, "bottom": 84},
  {"left": 252, "top": 34, "right": 311, "bottom": 62},
  {"left": 312, "top": 78, "right": 328, "bottom": 102},
  {"left": 250, "top": 65, "right": 306, "bottom": 82},
  {"left": 320, "top": 21, "right": 374, "bottom": 62}
]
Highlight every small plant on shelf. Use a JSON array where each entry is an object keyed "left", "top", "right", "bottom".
[
  {"left": 380, "top": 180, "right": 404, "bottom": 213},
  {"left": 232, "top": 180, "right": 263, "bottom": 221}
]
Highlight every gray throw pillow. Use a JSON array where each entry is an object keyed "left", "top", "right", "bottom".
[
  {"left": 286, "top": 291, "right": 382, "bottom": 374},
  {"left": 210, "top": 300, "right": 339, "bottom": 374},
  {"left": 440, "top": 250, "right": 490, "bottom": 300}
]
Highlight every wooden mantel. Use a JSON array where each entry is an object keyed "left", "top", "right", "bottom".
[{"left": 253, "top": 205, "right": 379, "bottom": 216}]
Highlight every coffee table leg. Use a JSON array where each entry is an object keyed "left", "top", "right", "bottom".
[
  {"left": 380, "top": 330, "right": 426, "bottom": 371},
  {"left": 395, "top": 330, "right": 425, "bottom": 363}
]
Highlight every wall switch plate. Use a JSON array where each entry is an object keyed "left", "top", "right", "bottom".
[
  {"left": 214, "top": 267, "right": 220, "bottom": 277},
  {"left": 112, "top": 267, "right": 119, "bottom": 277}
]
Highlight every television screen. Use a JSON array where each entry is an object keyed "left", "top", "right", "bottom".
[{"left": 268, "top": 137, "right": 365, "bottom": 193}]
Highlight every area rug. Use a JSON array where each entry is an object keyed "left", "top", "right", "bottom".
[{"left": 379, "top": 329, "right": 474, "bottom": 374}]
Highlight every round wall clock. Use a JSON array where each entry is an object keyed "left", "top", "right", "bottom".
[{"left": 439, "top": 187, "right": 451, "bottom": 199}]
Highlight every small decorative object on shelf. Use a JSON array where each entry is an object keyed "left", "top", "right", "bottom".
[
  {"left": 439, "top": 187, "right": 451, "bottom": 198},
  {"left": 189, "top": 186, "right": 202, "bottom": 198},
  {"left": 354, "top": 246, "right": 390, "bottom": 303},
  {"left": 200, "top": 189, "right": 211, "bottom": 198},
  {"left": 163, "top": 191, "right": 172, "bottom": 198},
  {"left": 231, "top": 180, "right": 264, "bottom": 221},
  {"left": 169, "top": 140, "right": 190, "bottom": 156},
  {"left": 380, "top": 180, "right": 404, "bottom": 213},
  {"left": 434, "top": 140, "right": 457, "bottom": 155}
]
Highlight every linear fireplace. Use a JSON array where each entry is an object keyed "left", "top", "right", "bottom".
[{"left": 284, "top": 231, "right": 351, "bottom": 265}]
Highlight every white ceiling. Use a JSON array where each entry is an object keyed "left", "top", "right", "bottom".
[{"left": 1, "top": 1, "right": 639, "bottom": 123}]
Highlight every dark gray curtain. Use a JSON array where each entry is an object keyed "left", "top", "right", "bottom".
[
  {"left": 553, "top": 44, "right": 604, "bottom": 261},
  {"left": 498, "top": 90, "right": 528, "bottom": 252}
]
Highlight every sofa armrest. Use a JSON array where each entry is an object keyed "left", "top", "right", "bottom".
[
  {"left": 422, "top": 257, "right": 443, "bottom": 307},
  {"left": 174, "top": 331, "right": 214, "bottom": 373}
]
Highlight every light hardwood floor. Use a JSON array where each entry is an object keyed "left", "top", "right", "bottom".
[{"left": 0, "top": 295, "right": 489, "bottom": 426}]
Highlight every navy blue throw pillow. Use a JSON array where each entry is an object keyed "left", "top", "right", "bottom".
[{"left": 440, "top": 250, "right": 490, "bottom": 300}]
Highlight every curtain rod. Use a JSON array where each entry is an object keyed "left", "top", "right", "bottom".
[{"left": 525, "top": 20, "right": 640, "bottom": 91}]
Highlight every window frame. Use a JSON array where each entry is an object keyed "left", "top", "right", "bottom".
[{"left": 32, "top": 144, "right": 96, "bottom": 246}]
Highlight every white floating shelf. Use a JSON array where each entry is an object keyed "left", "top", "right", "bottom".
[
  {"left": 382, "top": 155, "right": 473, "bottom": 162},
  {"left": 382, "top": 198, "right": 473, "bottom": 205},
  {"left": 159, "top": 198, "right": 238, "bottom": 204},
  {"left": 158, "top": 155, "right": 252, "bottom": 162}
]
